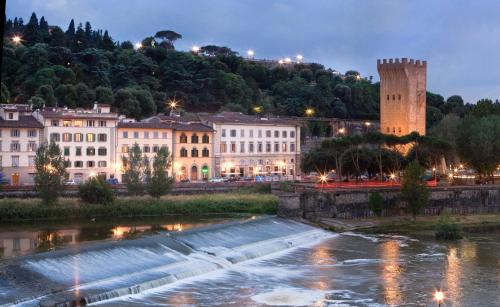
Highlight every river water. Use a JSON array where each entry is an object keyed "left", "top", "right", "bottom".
[{"left": 0, "top": 216, "right": 498, "bottom": 306}]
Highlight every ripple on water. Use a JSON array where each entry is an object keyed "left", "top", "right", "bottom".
[{"left": 251, "top": 287, "right": 326, "bottom": 306}]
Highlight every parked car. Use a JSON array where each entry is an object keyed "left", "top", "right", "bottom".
[
  {"left": 63, "top": 179, "right": 78, "bottom": 185},
  {"left": 179, "top": 178, "right": 190, "bottom": 183},
  {"left": 106, "top": 178, "right": 119, "bottom": 185},
  {"left": 226, "top": 177, "right": 238, "bottom": 182},
  {"left": 209, "top": 177, "right": 226, "bottom": 183}
]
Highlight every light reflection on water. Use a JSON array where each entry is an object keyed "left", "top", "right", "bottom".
[{"left": 380, "top": 240, "right": 402, "bottom": 305}]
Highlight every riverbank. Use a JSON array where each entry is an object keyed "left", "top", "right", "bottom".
[
  {"left": 0, "top": 193, "right": 278, "bottom": 222},
  {"left": 316, "top": 213, "right": 500, "bottom": 235}
]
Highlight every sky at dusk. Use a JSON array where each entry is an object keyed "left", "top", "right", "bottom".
[{"left": 6, "top": 0, "right": 500, "bottom": 103}]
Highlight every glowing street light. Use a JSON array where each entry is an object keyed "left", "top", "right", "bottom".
[
  {"left": 168, "top": 98, "right": 179, "bottom": 110},
  {"left": 247, "top": 49, "right": 255, "bottom": 58},
  {"left": 356, "top": 74, "right": 361, "bottom": 80},
  {"left": 253, "top": 106, "right": 262, "bottom": 113},
  {"left": 434, "top": 290, "right": 444, "bottom": 306},
  {"left": 319, "top": 174, "right": 327, "bottom": 183},
  {"left": 364, "top": 121, "right": 371, "bottom": 127},
  {"left": 296, "top": 54, "right": 303, "bottom": 62},
  {"left": 191, "top": 45, "right": 200, "bottom": 53},
  {"left": 338, "top": 128, "right": 346, "bottom": 134},
  {"left": 284, "top": 57, "right": 292, "bottom": 64},
  {"left": 134, "top": 42, "right": 142, "bottom": 50},
  {"left": 12, "top": 35, "right": 22, "bottom": 44},
  {"left": 305, "top": 108, "right": 315, "bottom": 117}
]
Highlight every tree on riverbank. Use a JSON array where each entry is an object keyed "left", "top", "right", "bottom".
[
  {"left": 122, "top": 144, "right": 146, "bottom": 195},
  {"left": 147, "top": 147, "right": 173, "bottom": 199},
  {"left": 401, "top": 160, "right": 429, "bottom": 220},
  {"left": 34, "top": 142, "right": 67, "bottom": 205}
]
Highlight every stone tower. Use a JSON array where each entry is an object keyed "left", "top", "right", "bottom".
[{"left": 377, "top": 58, "right": 427, "bottom": 137}]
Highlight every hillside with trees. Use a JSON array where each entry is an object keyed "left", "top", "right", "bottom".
[{"left": 2, "top": 13, "right": 499, "bottom": 125}]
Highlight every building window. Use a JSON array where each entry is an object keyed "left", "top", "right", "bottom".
[
  {"left": 76, "top": 147, "right": 82, "bottom": 156},
  {"left": 398, "top": 94, "right": 401, "bottom": 100},
  {"left": 10, "top": 141, "right": 20, "bottom": 152},
  {"left": 392, "top": 95, "right": 396, "bottom": 100},
  {"left": 290, "top": 131, "right": 295, "bottom": 138},
  {"left": 230, "top": 142, "right": 236, "bottom": 153},
  {"left": 393, "top": 127, "right": 396, "bottom": 133},
  {"left": 74, "top": 120, "right": 82, "bottom": 127},
  {"left": 180, "top": 133, "right": 188, "bottom": 143},
  {"left": 230, "top": 129, "right": 236, "bottom": 137},
  {"left": 28, "top": 142, "right": 37, "bottom": 152},
  {"left": 87, "top": 147, "right": 95, "bottom": 156},
  {"left": 144, "top": 131, "right": 149, "bottom": 139},
  {"left": 221, "top": 129, "right": 226, "bottom": 137},
  {"left": 63, "top": 120, "right": 71, "bottom": 127},
  {"left": 240, "top": 142, "right": 245, "bottom": 153},
  {"left": 386, "top": 127, "right": 390, "bottom": 133},
  {"left": 202, "top": 148, "right": 209, "bottom": 157},
  {"left": 398, "top": 127, "right": 402, "bottom": 134},
  {"left": 258, "top": 130, "right": 262, "bottom": 138},
  {"left": 274, "top": 142, "right": 279, "bottom": 152},
  {"left": 274, "top": 131, "right": 279, "bottom": 138},
  {"left": 98, "top": 134, "right": 107, "bottom": 142},
  {"left": 8, "top": 113, "right": 13, "bottom": 120},
  {"left": 151, "top": 145, "right": 158, "bottom": 153},
  {"left": 121, "top": 145, "right": 129, "bottom": 153},
  {"left": 202, "top": 134, "right": 209, "bottom": 143},
  {"left": 51, "top": 120, "right": 59, "bottom": 127},
  {"left": 220, "top": 142, "right": 227, "bottom": 153},
  {"left": 50, "top": 133, "right": 60, "bottom": 142},
  {"left": 180, "top": 148, "right": 188, "bottom": 157},
  {"left": 11, "top": 129, "right": 20, "bottom": 137},
  {"left": 290, "top": 143, "right": 295, "bottom": 152},
  {"left": 98, "top": 161, "right": 107, "bottom": 167},
  {"left": 240, "top": 129, "right": 245, "bottom": 137},
  {"left": 282, "top": 143, "right": 287, "bottom": 152},
  {"left": 266, "top": 130, "right": 271, "bottom": 138},
  {"left": 266, "top": 142, "right": 271, "bottom": 152},
  {"left": 63, "top": 133, "right": 72, "bottom": 142},
  {"left": 144, "top": 145, "right": 150, "bottom": 153},
  {"left": 12, "top": 156, "right": 19, "bottom": 167},
  {"left": 28, "top": 156, "right": 35, "bottom": 167},
  {"left": 86, "top": 133, "right": 95, "bottom": 142},
  {"left": 153, "top": 132, "right": 159, "bottom": 139},
  {"left": 249, "top": 130, "right": 254, "bottom": 138},
  {"left": 134, "top": 131, "right": 139, "bottom": 139},
  {"left": 249, "top": 142, "right": 254, "bottom": 153},
  {"left": 282, "top": 131, "right": 287, "bottom": 138},
  {"left": 99, "top": 120, "right": 106, "bottom": 127},
  {"left": 28, "top": 130, "right": 37, "bottom": 137},
  {"left": 98, "top": 147, "right": 107, "bottom": 156},
  {"left": 87, "top": 120, "right": 95, "bottom": 127},
  {"left": 258, "top": 142, "right": 263, "bottom": 153},
  {"left": 74, "top": 133, "right": 83, "bottom": 142},
  {"left": 64, "top": 147, "right": 70, "bottom": 156},
  {"left": 387, "top": 94, "right": 390, "bottom": 100},
  {"left": 74, "top": 161, "right": 83, "bottom": 168},
  {"left": 87, "top": 161, "right": 95, "bottom": 168},
  {"left": 162, "top": 132, "right": 168, "bottom": 139},
  {"left": 191, "top": 134, "right": 199, "bottom": 143},
  {"left": 191, "top": 148, "right": 199, "bottom": 157},
  {"left": 123, "top": 131, "right": 128, "bottom": 138}
]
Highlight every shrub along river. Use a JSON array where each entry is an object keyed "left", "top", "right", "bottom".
[{"left": 0, "top": 215, "right": 498, "bottom": 306}]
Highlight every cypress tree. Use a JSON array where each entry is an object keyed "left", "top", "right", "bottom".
[{"left": 23, "top": 12, "right": 40, "bottom": 45}]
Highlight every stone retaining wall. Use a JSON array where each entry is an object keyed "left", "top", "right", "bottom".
[{"left": 278, "top": 185, "right": 500, "bottom": 220}]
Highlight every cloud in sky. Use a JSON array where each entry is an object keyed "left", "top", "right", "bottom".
[{"left": 6, "top": 0, "right": 500, "bottom": 103}]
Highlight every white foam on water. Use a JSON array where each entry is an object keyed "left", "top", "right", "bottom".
[
  {"left": 343, "top": 258, "right": 383, "bottom": 265},
  {"left": 341, "top": 232, "right": 380, "bottom": 243},
  {"left": 416, "top": 253, "right": 445, "bottom": 257},
  {"left": 251, "top": 287, "right": 326, "bottom": 306}
]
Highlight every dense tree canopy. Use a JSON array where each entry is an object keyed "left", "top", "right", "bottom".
[{"left": 2, "top": 13, "right": 499, "bottom": 124}]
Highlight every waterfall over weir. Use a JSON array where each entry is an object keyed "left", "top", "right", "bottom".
[{"left": 0, "top": 217, "right": 333, "bottom": 307}]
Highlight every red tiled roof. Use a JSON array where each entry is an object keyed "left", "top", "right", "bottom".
[
  {"left": 117, "top": 121, "right": 174, "bottom": 129},
  {"left": 173, "top": 122, "right": 214, "bottom": 132},
  {"left": 0, "top": 116, "right": 43, "bottom": 128}
]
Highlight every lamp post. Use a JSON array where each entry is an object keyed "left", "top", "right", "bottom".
[
  {"left": 247, "top": 49, "right": 255, "bottom": 59},
  {"left": 296, "top": 54, "right": 303, "bottom": 63},
  {"left": 434, "top": 290, "right": 444, "bottom": 307},
  {"left": 305, "top": 108, "right": 315, "bottom": 117},
  {"left": 191, "top": 45, "right": 200, "bottom": 53}
]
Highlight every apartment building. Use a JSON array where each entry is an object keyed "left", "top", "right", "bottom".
[
  {"left": 32, "top": 104, "right": 119, "bottom": 183},
  {"left": 0, "top": 104, "right": 43, "bottom": 185},
  {"left": 199, "top": 112, "right": 301, "bottom": 180},
  {"left": 171, "top": 122, "right": 214, "bottom": 181},
  {"left": 115, "top": 118, "right": 174, "bottom": 181}
]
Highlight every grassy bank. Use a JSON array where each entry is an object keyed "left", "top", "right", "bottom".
[
  {"left": 0, "top": 193, "right": 278, "bottom": 222},
  {"left": 358, "top": 214, "right": 500, "bottom": 235}
]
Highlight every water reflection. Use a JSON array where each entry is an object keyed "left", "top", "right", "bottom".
[
  {"left": 380, "top": 240, "right": 402, "bottom": 305},
  {"left": 0, "top": 216, "right": 237, "bottom": 259},
  {"left": 445, "top": 247, "right": 462, "bottom": 304}
]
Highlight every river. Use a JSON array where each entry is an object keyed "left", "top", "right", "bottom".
[{"left": 0, "top": 216, "right": 498, "bottom": 306}]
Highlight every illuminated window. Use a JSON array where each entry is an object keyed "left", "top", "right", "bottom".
[
  {"left": 180, "top": 133, "right": 187, "bottom": 143},
  {"left": 86, "top": 133, "right": 95, "bottom": 142},
  {"left": 62, "top": 133, "right": 72, "bottom": 142},
  {"left": 74, "top": 133, "right": 83, "bottom": 142}
]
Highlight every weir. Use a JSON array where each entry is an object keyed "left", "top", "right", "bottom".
[{"left": 0, "top": 217, "right": 332, "bottom": 307}]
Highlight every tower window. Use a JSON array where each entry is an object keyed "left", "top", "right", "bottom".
[
  {"left": 387, "top": 127, "right": 390, "bottom": 133},
  {"left": 398, "top": 94, "right": 401, "bottom": 100},
  {"left": 393, "top": 127, "right": 396, "bottom": 133},
  {"left": 392, "top": 95, "right": 396, "bottom": 100},
  {"left": 386, "top": 95, "right": 389, "bottom": 100},
  {"left": 398, "top": 127, "right": 402, "bottom": 133}
]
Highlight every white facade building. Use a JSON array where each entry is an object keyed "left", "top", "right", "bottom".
[
  {"left": 32, "top": 104, "right": 119, "bottom": 183},
  {"left": 199, "top": 112, "right": 301, "bottom": 180},
  {"left": 0, "top": 105, "right": 43, "bottom": 185}
]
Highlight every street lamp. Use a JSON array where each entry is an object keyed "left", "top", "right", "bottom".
[
  {"left": 191, "top": 45, "right": 200, "bottom": 53},
  {"left": 12, "top": 35, "right": 22, "bottom": 44},
  {"left": 305, "top": 108, "right": 315, "bottom": 117},
  {"left": 134, "top": 42, "right": 142, "bottom": 50},
  {"left": 284, "top": 57, "right": 292, "bottom": 64},
  {"left": 253, "top": 106, "right": 262, "bottom": 113},
  {"left": 434, "top": 290, "right": 444, "bottom": 306},
  {"left": 296, "top": 54, "right": 303, "bottom": 63},
  {"left": 338, "top": 128, "right": 346, "bottom": 135},
  {"left": 278, "top": 59, "right": 284, "bottom": 65},
  {"left": 247, "top": 49, "right": 255, "bottom": 59}
]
